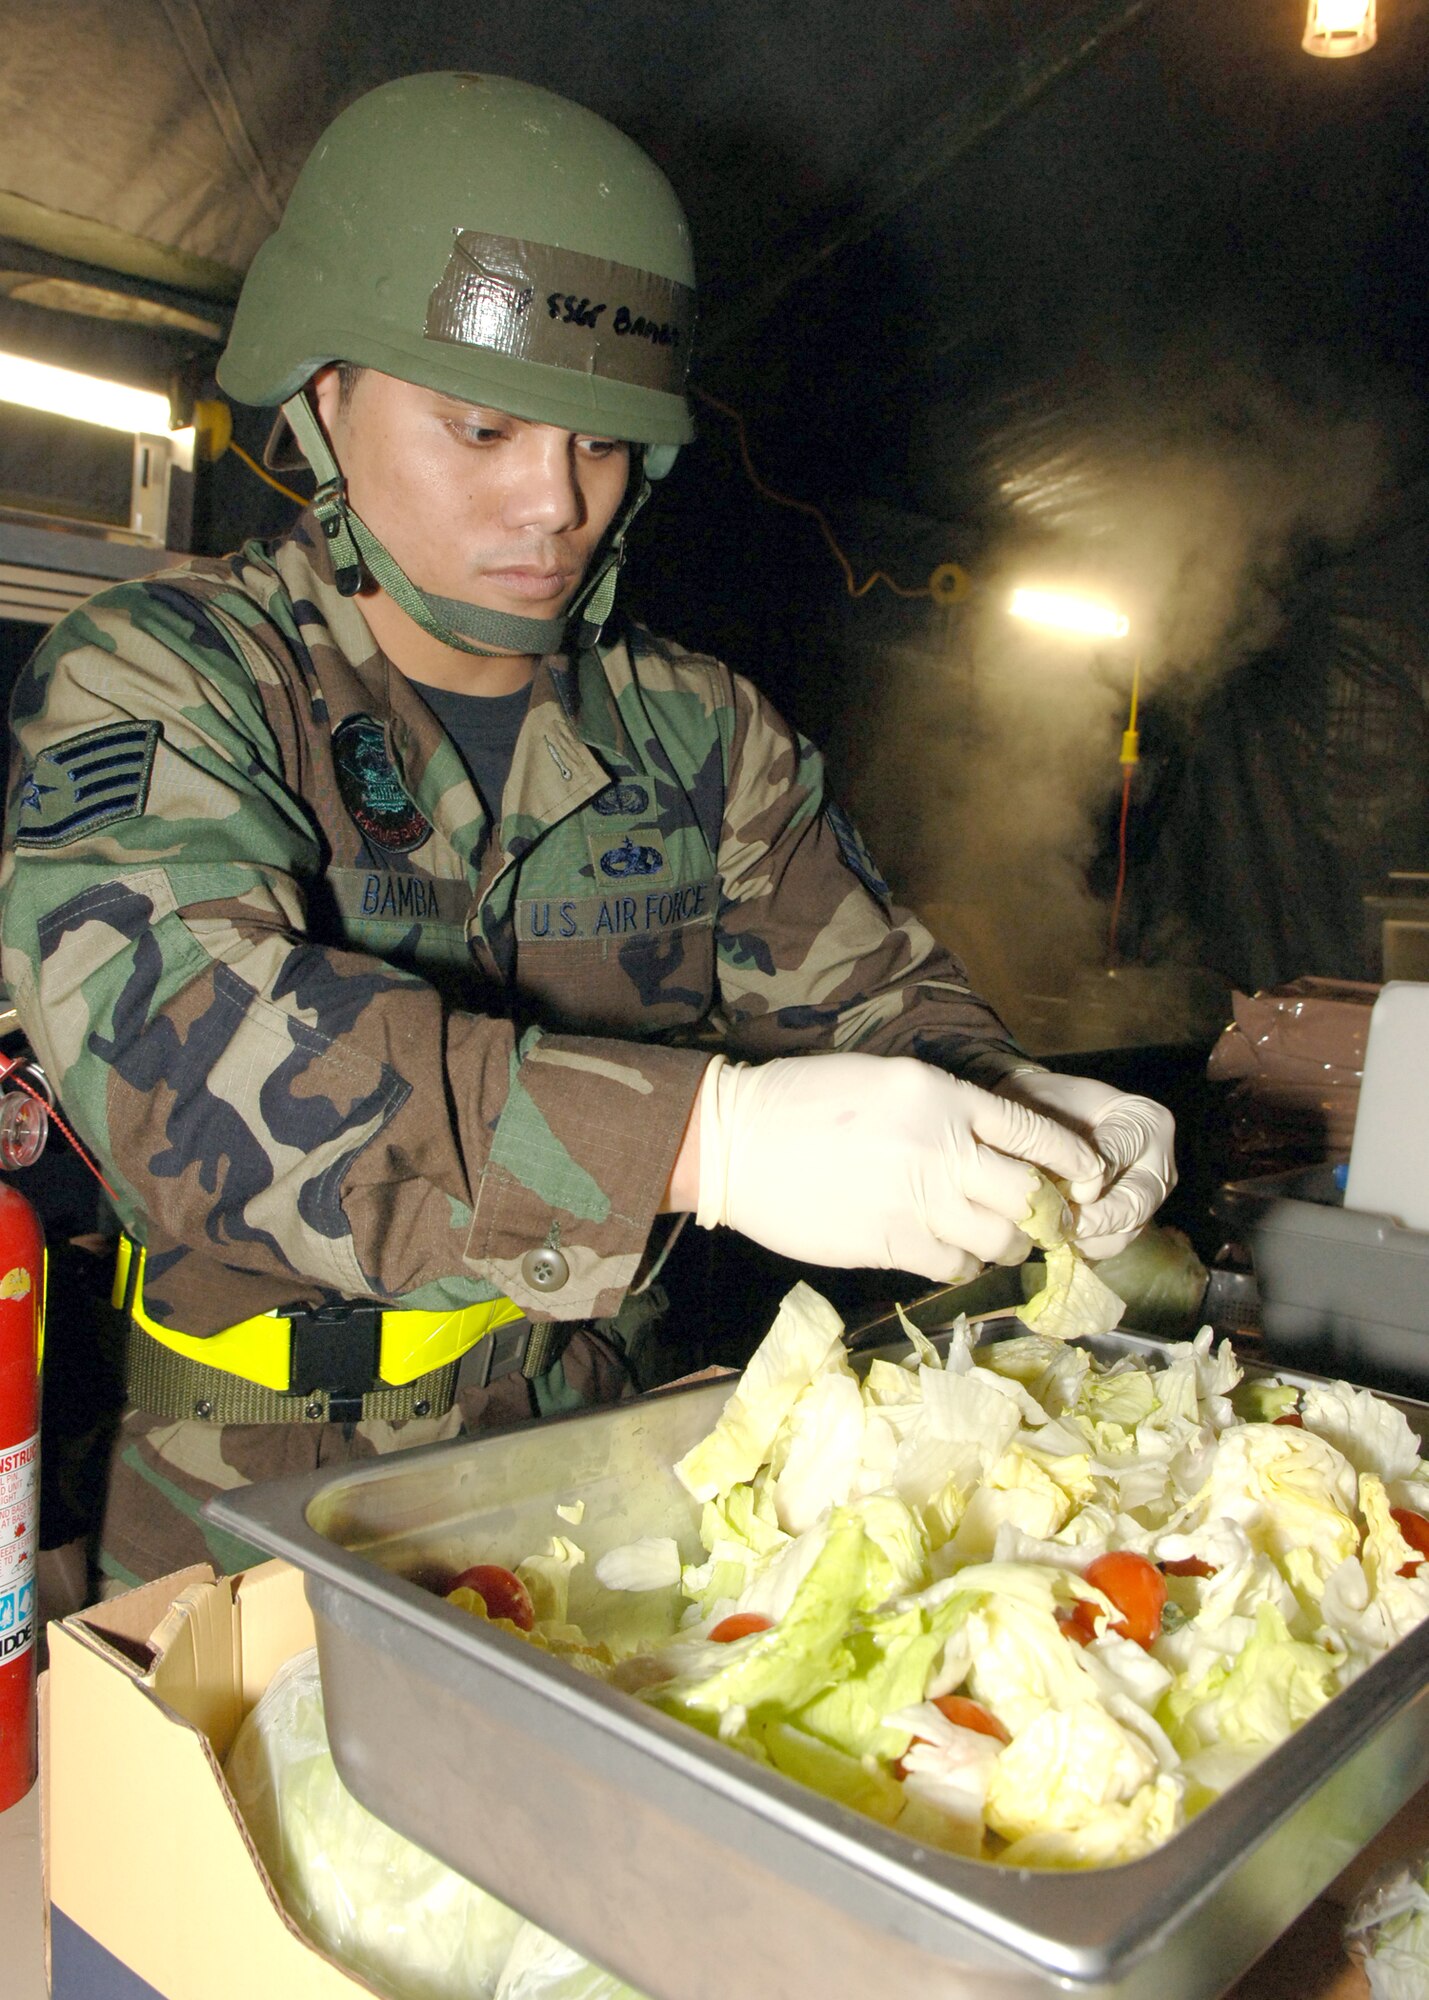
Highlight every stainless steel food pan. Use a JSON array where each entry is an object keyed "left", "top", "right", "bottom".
[{"left": 208, "top": 1319, "right": 1429, "bottom": 2000}]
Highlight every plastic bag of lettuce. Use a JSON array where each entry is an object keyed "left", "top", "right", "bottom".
[
  {"left": 225, "top": 1649, "right": 645, "bottom": 2000},
  {"left": 1346, "top": 1853, "right": 1429, "bottom": 1999}
]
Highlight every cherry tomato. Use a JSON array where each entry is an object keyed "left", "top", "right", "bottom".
[
  {"left": 895, "top": 1695, "right": 1011, "bottom": 1776},
  {"left": 1057, "top": 1602, "right": 1097, "bottom": 1646},
  {"left": 1391, "top": 1508, "right": 1429, "bottom": 1577},
  {"left": 1081, "top": 1551, "right": 1167, "bottom": 1649},
  {"left": 709, "top": 1612, "right": 773, "bottom": 1642},
  {"left": 1273, "top": 1412, "right": 1305, "bottom": 1428},
  {"left": 931, "top": 1695, "right": 1011, "bottom": 1744},
  {"left": 1162, "top": 1555, "right": 1218, "bottom": 1578},
  {"left": 448, "top": 1563, "right": 535, "bottom": 1631}
]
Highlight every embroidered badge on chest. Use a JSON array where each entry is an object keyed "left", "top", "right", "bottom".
[
  {"left": 333, "top": 715, "right": 432, "bottom": 853},
  {"left": 598, "top": 833, "right": 665, "bottom": 879},
  {"left": 591, "top": 781, "right": 649, "bottom": 817}
]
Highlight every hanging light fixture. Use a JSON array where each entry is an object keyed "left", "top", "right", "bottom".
[
  {"left": 1008, "top": 587, "right": 1130, "bottom": 641},
  {"left": 1303, "top": 0, "right": 1377, "bottom": 58}
]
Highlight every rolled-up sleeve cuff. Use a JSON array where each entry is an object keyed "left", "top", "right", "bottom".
[
  {"left": 953, "top": 1045, "right": 1043, "bottom": 1092},
  {"left": 463, "top": 1033, "right": 708, "bottom": 1319}
]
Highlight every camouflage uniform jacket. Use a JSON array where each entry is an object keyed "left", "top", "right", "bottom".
[{"left": 0, "top": 513, "right": 1028, "bottom": 1336}]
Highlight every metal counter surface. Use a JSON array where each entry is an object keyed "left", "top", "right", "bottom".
[{"left": 207, "top": 1321, "right": 1429, "bottom": 2000}]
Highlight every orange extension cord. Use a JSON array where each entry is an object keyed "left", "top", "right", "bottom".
[{"left": 692, "top": 388, "right": 969, "bottom": 610}]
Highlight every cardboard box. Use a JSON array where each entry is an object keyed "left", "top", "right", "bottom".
[{"left": 45, "top": 1560, "right": 376, "bottom": 1999}]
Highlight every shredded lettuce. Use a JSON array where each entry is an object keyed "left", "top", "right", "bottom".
[{"left": 483, "top": 1282, "right": 1429, "bottom": 1876}]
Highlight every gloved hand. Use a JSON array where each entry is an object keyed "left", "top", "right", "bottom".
[
  {"left": 993, "top": 1069, "right": 1176, "bottom": 1258},
  {"left": 695, "top": 1052, "right": 1104, "bottom": 1285}
]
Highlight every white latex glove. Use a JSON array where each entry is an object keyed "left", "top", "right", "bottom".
[
  {"left": 994, "top": 1069, "right": 1177, "bottom": 1258},
  {"left": 695, "top": 1052, "right": 1103, "bottom": 1285}
]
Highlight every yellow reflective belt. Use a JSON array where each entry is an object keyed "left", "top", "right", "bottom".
[{"left": 112, "top": 1236, "right": 522, "bottom": 1391}]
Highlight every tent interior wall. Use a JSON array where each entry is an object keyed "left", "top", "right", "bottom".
[{"left": 2, "top": 0, "right": 1428, "bottom": 1060}]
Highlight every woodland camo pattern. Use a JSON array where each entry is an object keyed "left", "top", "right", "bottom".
[{"left": 1, "top": 511, "right": 1028, "bottom": 1341}]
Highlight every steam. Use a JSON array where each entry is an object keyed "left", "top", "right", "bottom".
[{"left": 836, "top": 348, "right": 1412, "bottom": 1048}]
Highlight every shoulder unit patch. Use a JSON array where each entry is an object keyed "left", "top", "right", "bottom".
[{"left": 13, "top": 721, "right": 161, "bottom": 848}]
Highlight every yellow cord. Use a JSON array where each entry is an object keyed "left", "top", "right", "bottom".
[
  {"left": 228, "top": 438, "right": 310, "bottom": 507},
  {"left": 1119, "top": 654, "right": 1142, "bottom": 766},
  {"left": 693, "top": 387, "right": 968, "bottom": 607}
]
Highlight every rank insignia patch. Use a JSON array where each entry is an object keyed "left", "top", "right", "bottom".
[
  {"left": 826, "top": 800, "right": 891, "bottom": 903},
  {"left": 13, "top": 721, "right": 160, "bottom": 847},
  {"left": 333, "top": 715, "right": 432, "bottom": 853}
]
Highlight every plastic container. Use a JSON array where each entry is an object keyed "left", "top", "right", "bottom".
[{"left": 1222, "top": 1166, "right": 1429, "bottom": 1393}]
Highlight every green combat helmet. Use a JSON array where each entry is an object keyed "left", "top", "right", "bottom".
[{"left": 218, "top": 72, "right": 696, "bottom": 656}]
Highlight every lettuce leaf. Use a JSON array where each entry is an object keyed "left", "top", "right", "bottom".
[
  {"left": 496, "top": 1924, "right": 647, "bottom": 2000},
  {"left": 984, "top": 1704, "right": 1162, "bottom": 1841},
  {"left": 1299, "top": 1380, "right": 1424, "bottom": 1486},
  {"left": 771, "top": 1367, "right": 867, "bottom": 1534},
  {"left": 657, "top": 1512, "right": 868, "bottom": 1718},
  {"left": 748, "top": 1716, "right": 906, "bottom": 1824},
  {"left": 1175, "top": 1422, "right": 1360, "bottom": 1598},
  {"left": 516, "top": 1536, "right": 586, "bottom": 1627},
  {"left": 1016, "top": 1174, "right": 1125, "bottom": 1341},
  {"left": 593, "top": 1538, "right": 682, "bottom": 1592},
  {"left": 891, "top": 1700, "right": 1003, "bottom": 1829},
  {"left": 946, "top": 1444, "right": 1076, "bottom": 1563},
  {"left": 1160, "top": 1602, "right": 1338, "bottom": 1756},
  {"left": 1317, "top": 1475, "right": 1429, "bottom": 1665},
  {"left": 794, "top": 1593, "right": 973, "bottom": 1762},
  {"left": 995, "top": 1775, "right": 1181, "bottom": 1868},
  {"left": 674, "top": 1282, "right": 846, "bottom": 1503},
  {"left": 1018, "top": 1248, "right": 1126, "bottom": 1341},
  {"left": 959, "top": 1578, "right": 1103, "bottom": 1738}
]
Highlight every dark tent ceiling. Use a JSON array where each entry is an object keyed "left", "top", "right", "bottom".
[
  {"left": 9, "top": 1, "right": 1429, "bottom": 396},
  {"left": 3, "top": 0, "right": 1428, "bottom": 1043},
  {"left": 0, "top": 2, "right": 1177, "bottom": 307}
]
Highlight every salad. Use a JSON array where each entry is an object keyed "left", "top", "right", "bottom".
[{"left": 443, "top": 1282, "right": 1429, "bottom": 1871}]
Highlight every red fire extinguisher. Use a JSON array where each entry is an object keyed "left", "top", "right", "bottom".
[{"left": 0, "top": 1099, "right": 46, "bottom": 1810}]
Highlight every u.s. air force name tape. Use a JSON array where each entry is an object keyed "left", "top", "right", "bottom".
[
  {"left": 322, "top": 869, "right": 719, "bottom": 943},
  {"left": 516, "top": 880, "right": 715, "bottom": 943}
]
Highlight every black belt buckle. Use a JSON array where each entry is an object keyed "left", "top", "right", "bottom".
[
  {"left": 467, "top": 1319, "right": 575, "bottom": 1388},
  {"left": 288, "top": 1300, "right": 382, "bottom": 1421},
  {"left": 468, "top": 1320, "right": 532, "bottom": 1390}
]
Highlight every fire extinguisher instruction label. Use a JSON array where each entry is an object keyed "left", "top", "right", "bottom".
[{"left": 0, "top": 1433, "right": 37, "bottom": 1661}]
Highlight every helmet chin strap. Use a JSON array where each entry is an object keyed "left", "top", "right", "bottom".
[{"left": 281, "top": 392, "right": 648, "bottom": 659}]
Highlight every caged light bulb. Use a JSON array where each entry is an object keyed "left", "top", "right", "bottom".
[{"left": 1303, "top": 0, "right": 1376, "bottom": 58}]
